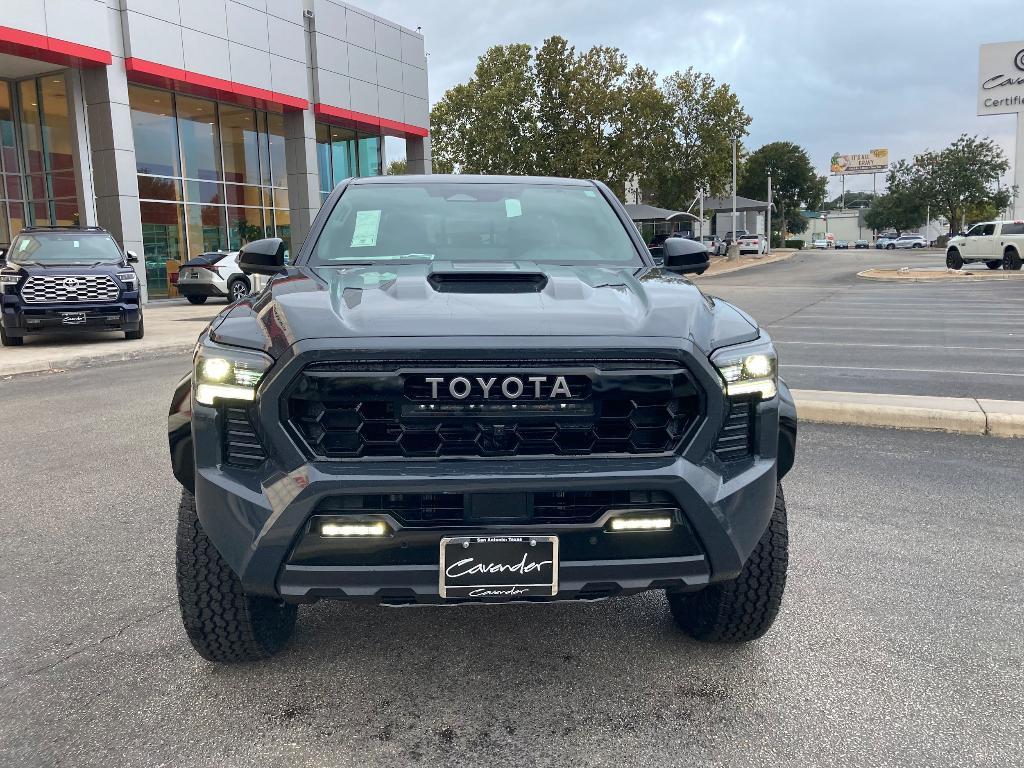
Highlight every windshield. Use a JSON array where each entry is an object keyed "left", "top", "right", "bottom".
[
  {"left": 10, "top": 233, "right": 123, "bottom": 265},
  {"left": 310, "top": 182, "right": 643, "bottom": 268}
]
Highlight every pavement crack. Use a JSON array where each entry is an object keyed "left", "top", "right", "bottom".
[
  {"left": 974, "top": 398, "right": 990, "bottom": 435},
  {"left": 0, "top": 603, "right": 175, "bottom": 691},
  {"left": 768, "top": 286, "right": 849, "bottom": 326}
]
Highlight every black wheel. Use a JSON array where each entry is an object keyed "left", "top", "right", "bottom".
[
  {"left": 1005, "top": 249, "right": 1022, "bottom": 271},
  {"left": 886, "top": 243, "right": 895, "bottom": 249},
  {"left": 1, "top": 325, "right": 24, "bottom": 346},
  {"left": 986, "top": 260, "right": 1002, "bottom": 270},
  {"left": 176, "top": 489, "right": 297, "bottom": 662},
  {"left": 946, "top": 248, "right": 964, "bottom": 270},
  {"left": 913, "top": 243, "right": 923, "bottom": 248},
  {"left": 185, "top": 295, "right": 208, "bottom": 305},
  {"left": 124, "top": 315, "right": 144, "bottom": 340},
  {"left": 668, "top": 484, "right": 788, "bottom": 643},
  {"left": 227, "top": 278, "right": 250, "bottom": 303}
]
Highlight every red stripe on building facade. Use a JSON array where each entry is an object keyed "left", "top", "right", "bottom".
[
  {"left": 0, "top": 25, "right": 112, "bottom": 67},
  {"left": 314, "top": 103, "right": 429, "bottom": 139},
  {"left": 124, "top": 57, "right": 308, "bottom": 111}
]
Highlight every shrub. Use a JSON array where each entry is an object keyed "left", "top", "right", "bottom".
[{"left": 784, "top": 239, "right": 804, "bottom": 249}]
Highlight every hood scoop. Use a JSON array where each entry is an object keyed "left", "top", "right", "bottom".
[{"left": 427, "top": 269, "right": 548, "bottom": 294}]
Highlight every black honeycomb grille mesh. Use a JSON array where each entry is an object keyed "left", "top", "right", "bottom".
[{"left": 284, "top": 362, "right": 702, "bottom": 460}]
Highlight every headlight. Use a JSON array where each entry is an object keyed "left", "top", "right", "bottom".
[
  {"left": 0, "top": 273, "right": 19, "bottom": 286},
  {"left": 194, "top": 340, "right": 273, "bottom": 405},
  {"left": 711, "top": 337, "right": 778, "bottom": 399},
  {"left": 117, "top": 270, "right": 138, "bottom": 288}
]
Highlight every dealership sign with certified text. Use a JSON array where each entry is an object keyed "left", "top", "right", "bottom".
[
  {"left": 978, "top": 41, "right": 1024, "bottom": 115},
  {"left": 830, "top": 149, "right": 889, "bottom": 175}
]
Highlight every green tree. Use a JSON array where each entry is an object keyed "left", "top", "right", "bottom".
[
  {"left": 863, "top": 190, "right": 926, "bottom": 233},
  {"left": 429, "top": 38, "right": 746, "bottom": 201},
  {"left": 649, "top": 68, "right": 751, "bottom": 209},
  {"left": 738, "top": 142, "right": 826, "bottom": 239},
  {"left": 385, "top": 159, "right": 407, "bottom": 175},
  {"left": 887, "top": 134, "right": 1013, "bottom": 234}
]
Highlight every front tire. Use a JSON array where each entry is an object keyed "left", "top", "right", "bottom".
[
  {"left": 667, "top": 484, "right": 788, "bottom": 643},
  {"left": 185, "top": 295, "right": 208, "bottom": 305},
  {"left": 1, "top": 325, "right": 24, "bottom": 346},
  {"left": 124, "top": 315, "right": 144, "bottom": 340},
  {"left": 1005, "top": 249, "right": 1022, "bottom": 271},
  {"left": 946, "top": 248, "right": 964, "bottom": 269},
  {"left": 176, "top": 489, "right": 297, "bottom": 662},
  {"left": 227, "top": 277, "right": 250, "bottom": 303}
]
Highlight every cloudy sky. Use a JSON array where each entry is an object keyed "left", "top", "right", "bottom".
[{"left": 362, "top": 0, "right": 1021, "bottom": 197}]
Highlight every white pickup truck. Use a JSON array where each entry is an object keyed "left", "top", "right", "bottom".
[{"left": 945, "top": 220, "right": 1024, "bottom": 270}]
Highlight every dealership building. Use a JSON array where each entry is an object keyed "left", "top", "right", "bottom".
[{"left": 0, "top": 0, "right": 431, "bottom": 297}]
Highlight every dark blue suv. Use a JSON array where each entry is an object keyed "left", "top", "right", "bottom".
[{"left": 0, "top": 226, "right": 143, "bottom": 346}]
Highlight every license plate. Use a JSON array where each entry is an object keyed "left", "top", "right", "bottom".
[
  {"left": 439, "top": 536, "right": 558, "bottom": 599},
  {"left": 61, "top": 312, "right": 86, "bottom": 325}
]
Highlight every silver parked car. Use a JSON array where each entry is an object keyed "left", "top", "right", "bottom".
[
  {"left": 176, "top": 251, "right": 251, "bottom": 304},
  {"left": 700, "top": 234, "right": 726, "bottom": 256},
  {"left": 895, "top": 234, "right": 928, "bottom": 249}
]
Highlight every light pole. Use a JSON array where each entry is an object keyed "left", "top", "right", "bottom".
[
  {"left": 766, "top": 173, "right": 773, "bottom": 255},
  {"left": 730, "top": 136, "right": 738, "bottom": 260}
]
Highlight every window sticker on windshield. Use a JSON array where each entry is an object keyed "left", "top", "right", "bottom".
[
  {"left": 351, "top": 210, "right": 381, "bottom": 247},
  {"left": 505, "top": 199, "right": 522, "bottom": 218},
  {"left": 73, "top": 241, "right": 80, "bottom": 248}
]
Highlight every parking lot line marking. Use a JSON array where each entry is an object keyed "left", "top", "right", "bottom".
[
  {"left": 769, "top": 325, "right": 1022, "bottom": 335},
  {"left": 781, "top": 314, "right": 1024, "bottom": 322},
  {"left": 784, "top": 364, "right": 1024, "bottom": 377},
  {"left": 775, "top": 340, "right": 1024, "bottom": 352}
]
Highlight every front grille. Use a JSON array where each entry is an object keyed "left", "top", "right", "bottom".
[
  {"left": 315, "top": 490, "right": 678, "bottom": 527},
  {"left": 20, "top": 274, "right": 120, "bottom": 303},
  {"left": 222, "top": 406, "right": 266, "bottom": 468},
  {"left": 284, "top": 361, "right": 703, "bottom": 460},
  {"left": 714, "top": 398, "right": 755, "bottom": 461}
]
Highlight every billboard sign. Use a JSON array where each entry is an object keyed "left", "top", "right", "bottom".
[
  {"left": 978, "top": 40, "right": 1024, "bottom": 116},
  {"left": 830, "top": 149, "right": 889, "bottom": 176}
]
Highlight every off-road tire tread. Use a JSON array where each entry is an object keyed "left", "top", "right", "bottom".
[
  {"left": 185, "top": 295, "right": 208, "bottom": 305},
  {"left": 669, "top": 484, "right": 788, "bottom": 643},
  {"left": 176, "top": 489, "right": 296, "bottom": 662}
]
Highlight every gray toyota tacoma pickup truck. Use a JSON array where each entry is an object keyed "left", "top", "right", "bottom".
[{"left": 168, "top": 175, "right": 797, "bottom": 663}]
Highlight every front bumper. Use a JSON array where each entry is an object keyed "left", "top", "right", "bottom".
[
  {"left": 1, "top": 296, "right": 140, "bottom": 335},
  {"left": 185, "top": 337, "right": 790, "bottom": 605}
]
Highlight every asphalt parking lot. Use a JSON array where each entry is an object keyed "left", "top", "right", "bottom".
[
  {"left": 703, "top": 249, "right": 1024, "bottom": 400},
  {"left": 1, "top": 356, "right": 1021, "bottom": 768}
]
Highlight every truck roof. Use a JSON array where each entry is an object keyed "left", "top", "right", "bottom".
[{"left": 349, "top": 174, "right": 597, "bottom": 187}]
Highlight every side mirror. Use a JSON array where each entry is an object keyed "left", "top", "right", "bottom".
[
  {"left": 661, "top": 237, "right": 709, "bottom": 275},
  {"left": 126, "top": 250, "right": 139, "bottom": 263},
  {"left": 238, "top": 237, "right": 287, "bottom": 276},
  {"left": 648, "top": 245, "right": 665, "bottom": 267}
]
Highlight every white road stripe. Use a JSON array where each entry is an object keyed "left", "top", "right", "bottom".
[
  {"left": 775, "top": 340, "right": 1024, "bottom": 352},
  {"left": 769, "top": 324, "right": 1022, "bottom": 334},
  {"left": 783, "top": 363, "right": 1024, "bottom": 378}
]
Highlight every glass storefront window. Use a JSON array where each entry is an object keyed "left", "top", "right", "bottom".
[
  {"left": 357, "top": 135, "right": 381, "bottom": 177},
  {"left": 266, "top": 113, "right": 287, "bottom": 187},
  {"left": 185, "top": 204, "right": 227, "bottom": 255},
  {"left": 220, "top": 105, "right": 260, "bottom": 185},
  {"left": 39, "top": 76, "right": 73, "bottom": 172},
  {"left": 130, "top": 86, "right": 180, "bottom": 177},
  {"left": 177, "top": 96, "right": 222, "bottom": 182},
  {"left": 140, "top": 201, "right": 186, "bottom": 296},
  {"left": 227, "top": 207, "right": 265, "bottom": 250},
  {"left": 18, "top": 81, "right": 44, "bottom": 174}
]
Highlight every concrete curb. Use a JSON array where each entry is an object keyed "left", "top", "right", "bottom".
[
  {"left": 792, "top": 389, "right": 1024, "bottom": 439},
  {"left": 2, "top": 342, "right": 194, "bottom": 378},
  {"left": 694, "top": 250, "right": 797, "bottom": 278},
  {"left": 857, "top": 268, "right": 1024, "bottom": 282}
]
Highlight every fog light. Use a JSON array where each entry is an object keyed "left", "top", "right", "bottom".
[
  {"left": 608, "top": 516, "right": 673, "bottom": 531},
  {"left": 320, "top": 521, "right": 389, "bottom": 537}
]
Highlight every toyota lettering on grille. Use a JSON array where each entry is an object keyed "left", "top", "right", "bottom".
[{"left": 424, "top": 375, "right": 572, "bottom": 400}]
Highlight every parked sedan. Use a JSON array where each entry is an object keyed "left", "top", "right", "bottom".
[
  {"left": 700, "top": 234, "right": 726, "bottom": 256},
  {"left": 854, "top": 239, "right": 870, "bottom": 249},
  {"left": 176, "top": 251, "right": 251, "bottom": 304},
  {"left": 812, "top": 239, "right": 830, "bottom": 250},
  {"left": 895, "top": 234, "right": 928, "bottom": 249},
  {"left": 835, "top": 240, "right": 849, "bottom": 249},
  {"left": 737, "top": 234, "right": 767, "bottom": 255}
]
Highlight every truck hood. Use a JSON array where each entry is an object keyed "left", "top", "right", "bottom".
[{"left": 210, "top": 263, "right": 760, "bottom": 357}]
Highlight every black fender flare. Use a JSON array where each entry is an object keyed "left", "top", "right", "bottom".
[
  {"left": 777, "top": 379, "right": 797, "bottom": 479},
  {"left": 168, "top": 371, "right": 195, "bottom": 492}
]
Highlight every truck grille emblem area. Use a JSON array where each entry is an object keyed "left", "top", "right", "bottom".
[
  {"left": 283, "top": 362, "right": 703, "bottom": 459},
  {"left": 20, "top": 274, "right": 120, "bottom": 303}
]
